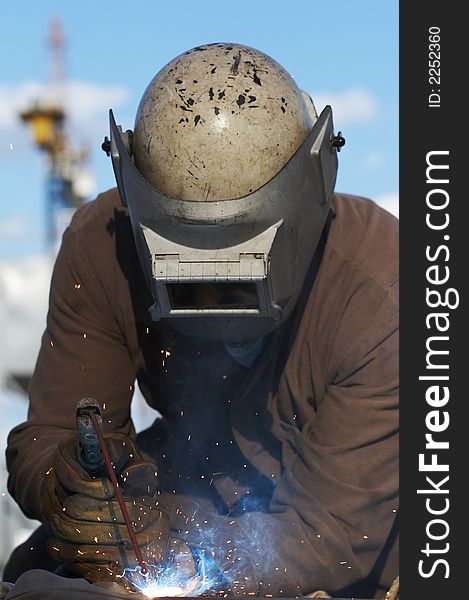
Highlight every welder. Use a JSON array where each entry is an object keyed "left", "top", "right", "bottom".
[{"left": 4, "top": 42, "right": 398, "bottom": 599}]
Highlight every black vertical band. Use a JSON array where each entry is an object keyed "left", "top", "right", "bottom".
[{"left": 400, "top": 4, "right": 465, "bottom": 597}]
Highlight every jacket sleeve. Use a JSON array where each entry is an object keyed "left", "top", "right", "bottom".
[
  {"left": 171, "top": 306, "right": 398, "bottom": 597},
  {"left": 6, "top": 224, "right": 137, "bottom": 521}
]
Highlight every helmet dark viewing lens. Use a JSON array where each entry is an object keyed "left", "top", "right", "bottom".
[{"left": 167, "top": 282, "right": 258, "bottom": 310}]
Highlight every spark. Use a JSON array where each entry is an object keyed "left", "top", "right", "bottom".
[
  {"left": 94, "top": 536, "right": 99, "bottom": 543},
  {"left": 50, "top": 340, "right": 54, "bottom": 347},
  {"left": 45, "top": 468, "right": 52, "bottom": 475},
  {"left": 74, "top": 283, "right": 81, "bottom": 290},
  {"left": 363, "top": 535, "right": 368, "bottom": 539},
  {"left": 83, "top": 333, "right": 87, "bottom": 339},
  {"left": 103, "top": 403, "right": 106, "bottom": 410},
  {"left": 10, "top": 143, "right": 14, "bottom": 150},
  {"left": 75, "top": 528, "right": 82, "bottom": 534},
  {"left": 33, "top": 438, "right": 37, "bottom": 442}
]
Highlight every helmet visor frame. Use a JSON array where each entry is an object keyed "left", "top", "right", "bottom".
[{"left": 108, "top": 106, "right": 338, "bottom": 338}]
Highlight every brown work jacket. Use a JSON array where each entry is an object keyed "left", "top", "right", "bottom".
[{"left": 6, "top": 189, "right": 398, "bottom": 598}]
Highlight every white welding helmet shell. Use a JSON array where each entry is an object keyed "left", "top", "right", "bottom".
[
  {"left": 107, "top": 43, "right": 342, "bottom": 344},
  {"left": 132, "top": 42, "right": 316, "bottom": 201}
]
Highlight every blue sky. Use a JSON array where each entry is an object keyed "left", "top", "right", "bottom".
[{"left": 0, "top": 0, "right": 398, "bottom": 258}]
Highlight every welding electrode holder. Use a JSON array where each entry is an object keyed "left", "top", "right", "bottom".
[{"left": 76, "top": 397, "right": 106, "bottom": 476}]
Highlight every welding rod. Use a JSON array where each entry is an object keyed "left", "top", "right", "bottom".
[
  {"left": 76, "top": 398, "right": 147, "bottom": 575},
  {"left": 89, "top": 410, "right": 148, "bottom": 575}
]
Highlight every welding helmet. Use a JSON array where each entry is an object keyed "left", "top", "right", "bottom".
[{"left": 106, "top": 42, "right": 342, "bottom": 343}]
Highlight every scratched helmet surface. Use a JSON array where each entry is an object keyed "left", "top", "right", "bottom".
[
  {"left": 132, "top": 42, "right": 315, "bottom": 201},
  {"left": 108, "top": 42, "right": 339, "bottom": 343}
]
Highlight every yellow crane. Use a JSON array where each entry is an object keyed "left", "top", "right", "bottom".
[{"left": 19, "top": 17, "right": 90, "bottom": 249}]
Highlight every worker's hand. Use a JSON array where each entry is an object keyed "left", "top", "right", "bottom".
[{"left": 40, "top": 432, "right": 169, "bottom": 586}]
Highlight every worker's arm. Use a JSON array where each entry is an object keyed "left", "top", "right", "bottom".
[
  {"left": 6, "top": 211, "right": 139, "bottom": 521},
  {"left": 165, "top": 310, "right": 398, "bottom": 597}
]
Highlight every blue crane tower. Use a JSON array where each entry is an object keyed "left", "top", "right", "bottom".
[{"left": 19, "top": 17, "right": 91, "bottom": 251}]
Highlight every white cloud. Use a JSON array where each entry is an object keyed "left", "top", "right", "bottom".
[
  {"left": 376, "top": 192, "right": 399, "bottom": 218},
  {"left": 363, "top": 150, "right": 385, "bottom": 170},
  {"left": 65, "top": 80, "right": 129, "bottom": 121},
  {"left": 0, "top": 80, "right": 130, "bottom": 129},
  {"left": 0, "top": 214, "right": 35, "bottom": 246},
  {"left": 313, "top": 87, "right": 378, "bottom": 125},
  {"left": 0, "top": 82, "right": 43, "bottom": 127},
  {"left": 0, "top": 255, "right": 53, "bottom": 376}
]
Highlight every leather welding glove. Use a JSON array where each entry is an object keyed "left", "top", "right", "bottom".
[{"left": 40, "top": 432, "right": 170, "bottom": 587}]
